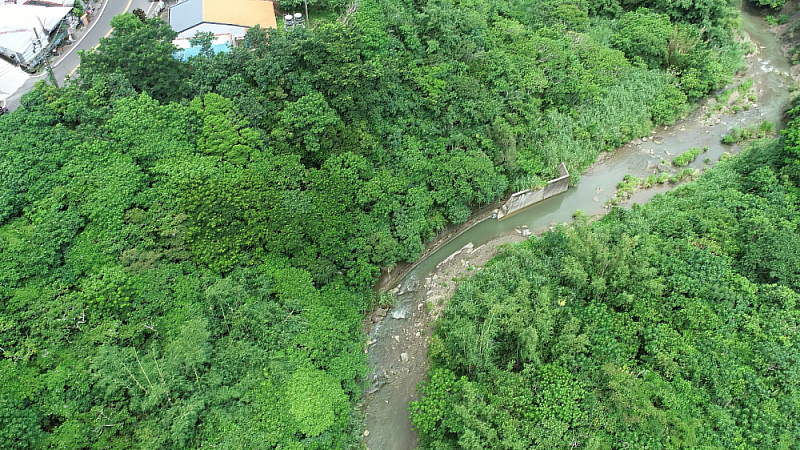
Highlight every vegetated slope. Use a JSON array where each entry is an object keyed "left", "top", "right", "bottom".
[
  {"left": 411, "top": 105, "right": 800, "bottom": 449},
  {"left": 0, "top": 0, "right": 748, "bottom": 447}
]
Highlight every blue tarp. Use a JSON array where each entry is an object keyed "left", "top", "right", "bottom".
[{"left": 175, "top": 43, "right": 231, "bottom": 61}]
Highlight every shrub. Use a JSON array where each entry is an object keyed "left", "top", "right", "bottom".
[
  {"left": 717, "top": 89, "right": 732, "bottom": 105},
  {"left": 722, "top": 126, "right": 752, "bottom": 144},
  {"left": 738, "top": 78, "right": 754, "bottom": 94},
  {"left": 680, "top": 167, "right": 697, "bottom": 180},
  {"left": 758, "top": 120, "right": 775, "bottom": 137},
  {"left": 673, "top": 147, "right": 705, "bottom": 166}
]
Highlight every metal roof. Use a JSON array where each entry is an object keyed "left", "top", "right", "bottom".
[
  {"left": 169, "top": 0, "right": 276, "bottom": 34},
  {"left": 203, "top": 0, "right": 276, "bottom": 30},
  {"left": 170, "top": 0, "right": 204, "bottom": 33},
  {"left": 0, "top": 4, "right": 70, "bottom": 55},
  {"left": 21, "top": 0, "right": 75, "bottom": 6},
  {"left": 0, "top": 58, "right": 29, "bottom": 102}
]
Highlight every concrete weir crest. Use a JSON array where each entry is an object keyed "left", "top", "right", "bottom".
[{"left": 496, "top": 162, "right": 570, "bottom": 220}]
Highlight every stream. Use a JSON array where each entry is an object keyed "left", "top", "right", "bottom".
[{"left": 362, "top": 5, "right": 794, "bottom": 450}]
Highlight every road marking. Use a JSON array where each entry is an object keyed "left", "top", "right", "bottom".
[{"left": 67, "top": 0, "right": 137, "bottom": 77}]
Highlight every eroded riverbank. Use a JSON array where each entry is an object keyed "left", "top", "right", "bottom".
[{"left": 362, "top": 6, "right": 796, "bottom": 449}]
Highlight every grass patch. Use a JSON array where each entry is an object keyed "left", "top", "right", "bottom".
[
  {"left": 738, "top": 78, "right": 754, "bottom": 94},
  {"left": 673, "top": 147, "right": 707, "bottom": 166},
  {"left": 377, "top": 291, "right": 396, "bottom": 308},
  {"left": 721, "top": 121, "right": 775, "bottom": 144},
  {"left": 716, "top": 89, "right": 733, "bottom": 105}
]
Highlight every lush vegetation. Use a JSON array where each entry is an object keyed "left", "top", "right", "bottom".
[
  {"left": 0, "top": 0, "right": 752, "bottom": 446},
  {"left": 411, "top": 105, "right": 800, "bottom": 448},
  {"left": 722, "top": 120, "right": 776, "bottom": 144}
]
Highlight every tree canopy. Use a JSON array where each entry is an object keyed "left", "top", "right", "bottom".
[
  {"left": 411, "top": 107, "right": 800, "bottom": 448},
  {"left": 0, "top": 0, "right": 757, "bottom": 446}
]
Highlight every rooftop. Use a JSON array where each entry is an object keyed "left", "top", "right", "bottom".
[
  {"left": 0, "top": 4, "right": 71, "bottom": 53},
  {"left": 170, "top": 0, "right": 276, "bottom": 34},
  {"left": 0, "top": 59, "right": 29, "bottom": 102}
]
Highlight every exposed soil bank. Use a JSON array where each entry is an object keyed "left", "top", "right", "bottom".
[{"left": 361, "top": 6, "right": 796, "bottom": 449}]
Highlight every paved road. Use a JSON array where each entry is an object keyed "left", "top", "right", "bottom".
[{"left": 5, "top": 0, "right": 154, "bottom": 111}]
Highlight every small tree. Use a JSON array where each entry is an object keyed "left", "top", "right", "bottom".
[
  {"left": 189, "top": 31, "right": 215, "bottom": 57},
  {"left": 79, "top": 13, "right": 189, "bottom": 102},
  {"left": 132, "top": 8, "right": 147, "bottom": 23}
]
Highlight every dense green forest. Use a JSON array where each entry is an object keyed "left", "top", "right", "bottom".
[
  {"left": 0, "top": 0, "right": 753, "bottom": 446},
  {"left": 411, "top": 104, "right": 800, "bottom": 448}
]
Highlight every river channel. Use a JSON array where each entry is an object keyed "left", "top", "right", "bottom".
[{"left": 362, "top": 5, "right": 794, "bottom": 449}]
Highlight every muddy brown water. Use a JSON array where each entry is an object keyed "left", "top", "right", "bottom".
[{"left": 362, "top": 7, "right": 794, "bottom": 449}]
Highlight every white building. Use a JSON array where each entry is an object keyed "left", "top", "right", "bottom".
[
  {"left": 0, "top": 4, "right": 72, "bottom": 70},
  {"left": 0, "top": 59, "right": 30, "bottom": 103},
  {"left": 14, "top": 0, "right": 76, "bottom": 6}
]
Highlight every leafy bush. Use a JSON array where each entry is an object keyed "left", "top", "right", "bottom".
[{"left": 755, "top": 0, "right": 787, "bottom": 10}]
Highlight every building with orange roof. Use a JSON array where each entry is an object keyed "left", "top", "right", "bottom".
[{"left": 169, "top": 0, "right": 276, "bottom": 43}]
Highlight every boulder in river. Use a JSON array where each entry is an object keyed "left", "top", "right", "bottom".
[
  {"left": 400, "top": 353, "right": 409, "bottom": 362},
  {"left": 653, "top": 136, "right": 664, "bottom": 144},
  {"left": 391, "top": 309, "right": 409, "bottom": 319},
  {"left": 657, "top": 163, "right": 672, "bottom": 172}
]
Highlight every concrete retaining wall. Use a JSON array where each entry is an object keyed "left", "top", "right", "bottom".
[{"left": 496, "top": 162, "right": 569, "bottom": 220}]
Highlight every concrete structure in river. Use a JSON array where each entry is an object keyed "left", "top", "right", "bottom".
[{"left": 496, "top": 162, "right": 570, "bottom": 220}]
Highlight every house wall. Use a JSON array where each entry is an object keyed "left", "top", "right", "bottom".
[{"left": 176, "top": 23, "right": 247, "bottom": 40}]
